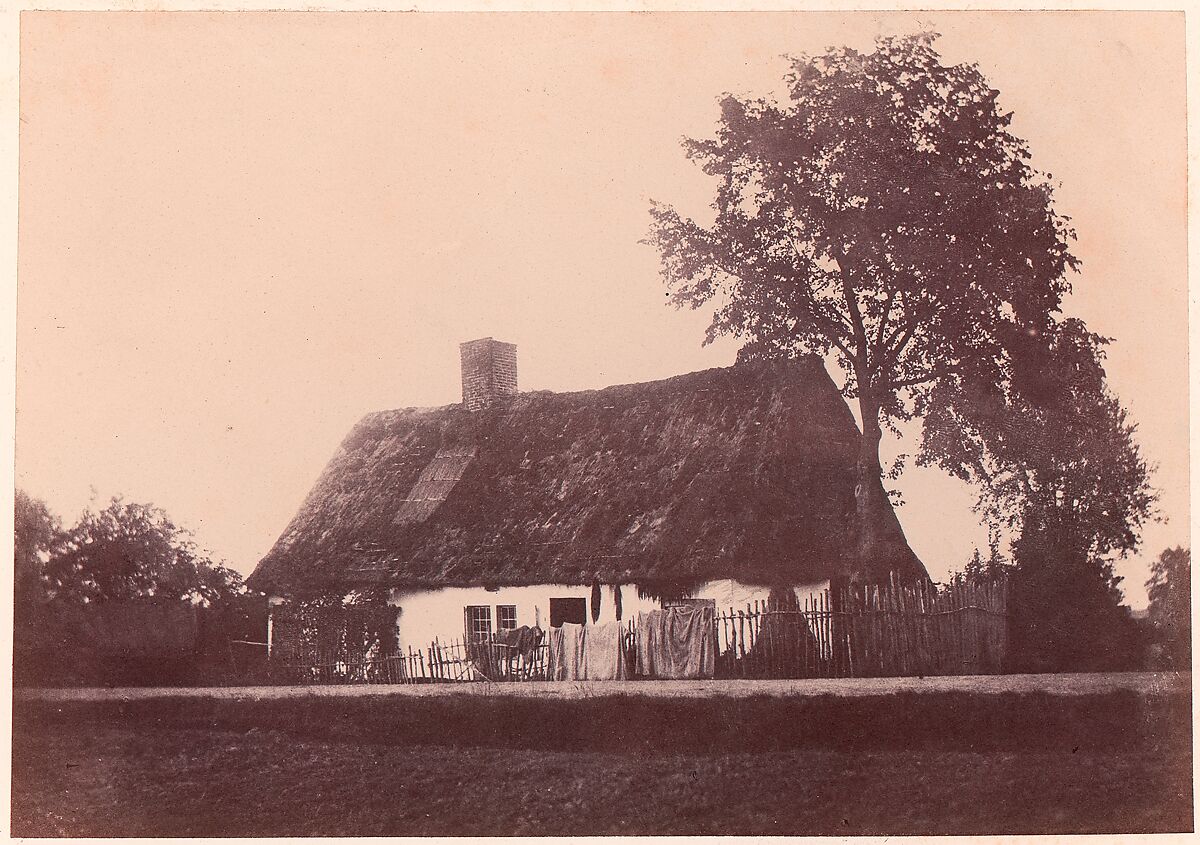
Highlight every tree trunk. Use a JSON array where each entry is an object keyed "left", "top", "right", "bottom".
[{"left": 854, "top": 393, "right": 887, "bottom": 576}]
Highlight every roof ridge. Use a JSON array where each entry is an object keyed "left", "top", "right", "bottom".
[{"left": 366, "top": 357, "right": 822, "bottom": 419}]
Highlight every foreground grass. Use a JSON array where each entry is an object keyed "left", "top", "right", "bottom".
[
  {"left": 11, "top": 688, "right": 1193, "bottom": 836},
  {"left": 12, "top": 723, "right": 1191, "bottom": 836},
  {"left": 18, "top": 687, "right": 1189, "bottom": 752}
]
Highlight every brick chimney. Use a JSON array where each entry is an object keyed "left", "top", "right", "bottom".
[{"left": 460, "top": 337, "right": 518, "bottom": 411}]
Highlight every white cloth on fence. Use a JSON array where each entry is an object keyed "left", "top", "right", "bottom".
[
  {"left": 583, "top": 621, "right": 627, "bottom": 681},
  {"left": 636, "top": 605, "right": 716, "bottom": 679},
  {"left": 548, "top": 622, "right": 587, "bottom": 680}
]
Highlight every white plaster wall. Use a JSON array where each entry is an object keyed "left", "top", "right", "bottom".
[{"left": 387, "top": 578, "right": 830, "bottom": 651}]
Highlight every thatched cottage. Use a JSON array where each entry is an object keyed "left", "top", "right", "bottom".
[{"left": 247, "top": 338, "right": 927, "bottom": 651}]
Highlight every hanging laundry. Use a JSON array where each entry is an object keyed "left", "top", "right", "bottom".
[
  {"left": 636, "top": 605, "right": 716, "bottom": 679},
  {"left": 571, "top": 622, "right": 587, "bottom": 678},
  {"left": 547, "top": 626, "right": 565, "bottom": 681},
  {"left": 584, "top": 620, "right": 627, "bottom": 681},
  {"left": 493, "top": 625, "right": 544, "bottom": 660},
  {"left": 548, "top": 622, "right": 587, "bottom": 680},
  {"left": 635, "top": 610, "right": 658, "bottom": 678}
]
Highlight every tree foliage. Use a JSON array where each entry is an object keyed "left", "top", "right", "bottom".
[
  {"left": 1148, "top": 546, "right": 1191, "bottom": 630},
  {"left": 14, "top": 489, "right": 61, "bottom": 604},
  {"left": 270, "top": 587, "right": 399, "bottom": 670},
  {"left": 646, "top": 32, "right": 1078, "bottom": 567},
  {"left": 1146, "top": 546, "right": 1190, "bottom": 669},
  {"left": 40, "top": 496, "right": 242, "bottom": 606},
  {"left": 921, "top": 318, "right": 1156, "bottom": 558},
  {"left": 1006, "top": 519, "right": 1143, "bottom": 672},
  {"left": 922, "top": 320, "right": 1155, "bottom": 670},
  {"left": 962, "top": 544, "right": 1008, "bottom": 580},
  {"left": 14, "top": 491, "right": 257, "bottom": 686}
]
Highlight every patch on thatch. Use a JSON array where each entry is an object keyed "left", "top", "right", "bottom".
[
  {"left": 249, "top": 357, "right": 926, "bottom": 593},
  {"left": 393, "top": 447, "right": 477, "bottom": 526}
]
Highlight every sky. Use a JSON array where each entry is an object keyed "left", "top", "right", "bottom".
[{"left": 17, "top": 10, "right": 1187, "bottom": 607}]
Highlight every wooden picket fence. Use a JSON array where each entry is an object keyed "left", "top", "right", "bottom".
[
  {"left": 400, "top": 636, "right": 552, "bottom": 683},
  {"left": 270, "top": 635, "right": 555, "bottom": 685},
  {"left": 270, "top": 574, "right": 1009, "bottom": 684},
  {"left": 714, "top": 575, "right": 1009, "bottom": 679}
]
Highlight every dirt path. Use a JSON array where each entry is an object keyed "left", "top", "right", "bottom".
[{"left": 16, "top": 671, "right": 1188, "bottom": 703}]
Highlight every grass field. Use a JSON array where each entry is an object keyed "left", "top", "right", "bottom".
[{"left": 11, "top": 684, "right": 1193, "bottom": 836}]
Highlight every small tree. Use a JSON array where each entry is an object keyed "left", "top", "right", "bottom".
[
  {"left": 1146, "top": 546, "right": 1190, "bottom": 670},
  {"left": 922, "top": 319, "right": 1155, "bottom": 671},
  {"left": 647, "top": 32, "right": 1078, "bottom": 572},
  {"left": 963, "top": 545, "right": 1009, "bottom": 580}
]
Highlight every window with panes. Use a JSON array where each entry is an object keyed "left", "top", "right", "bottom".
[{"left": 465, "top": 605, "right": 492, "bottom": 642}]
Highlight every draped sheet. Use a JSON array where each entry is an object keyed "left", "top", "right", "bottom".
[
  {"left": 547, "top": 607, "right": 714, "bottom": 681},
  {"left": 636, "top": 605, "right": 716, "bottom": 679},
  {"left": 547, "top": 622, "right": 587, "bottom": 680},
  {"left": 547, "top": 621, "right": 627, "bottom": 680},
  {"left": 583, "top": 621, "right": 627, "bottom": 681}
]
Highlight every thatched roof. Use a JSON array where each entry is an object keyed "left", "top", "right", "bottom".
[{"left": 248, "top": 357, "right": 926, "bottom": 594}]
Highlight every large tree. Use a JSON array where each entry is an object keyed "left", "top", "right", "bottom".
[{"left": 647, "top": 32, "right": 1077, "bottom": 573}]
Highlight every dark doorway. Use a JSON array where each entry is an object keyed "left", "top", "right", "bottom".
[{"left": 549, "top": 597, "right": 587, "bottom": 628}]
